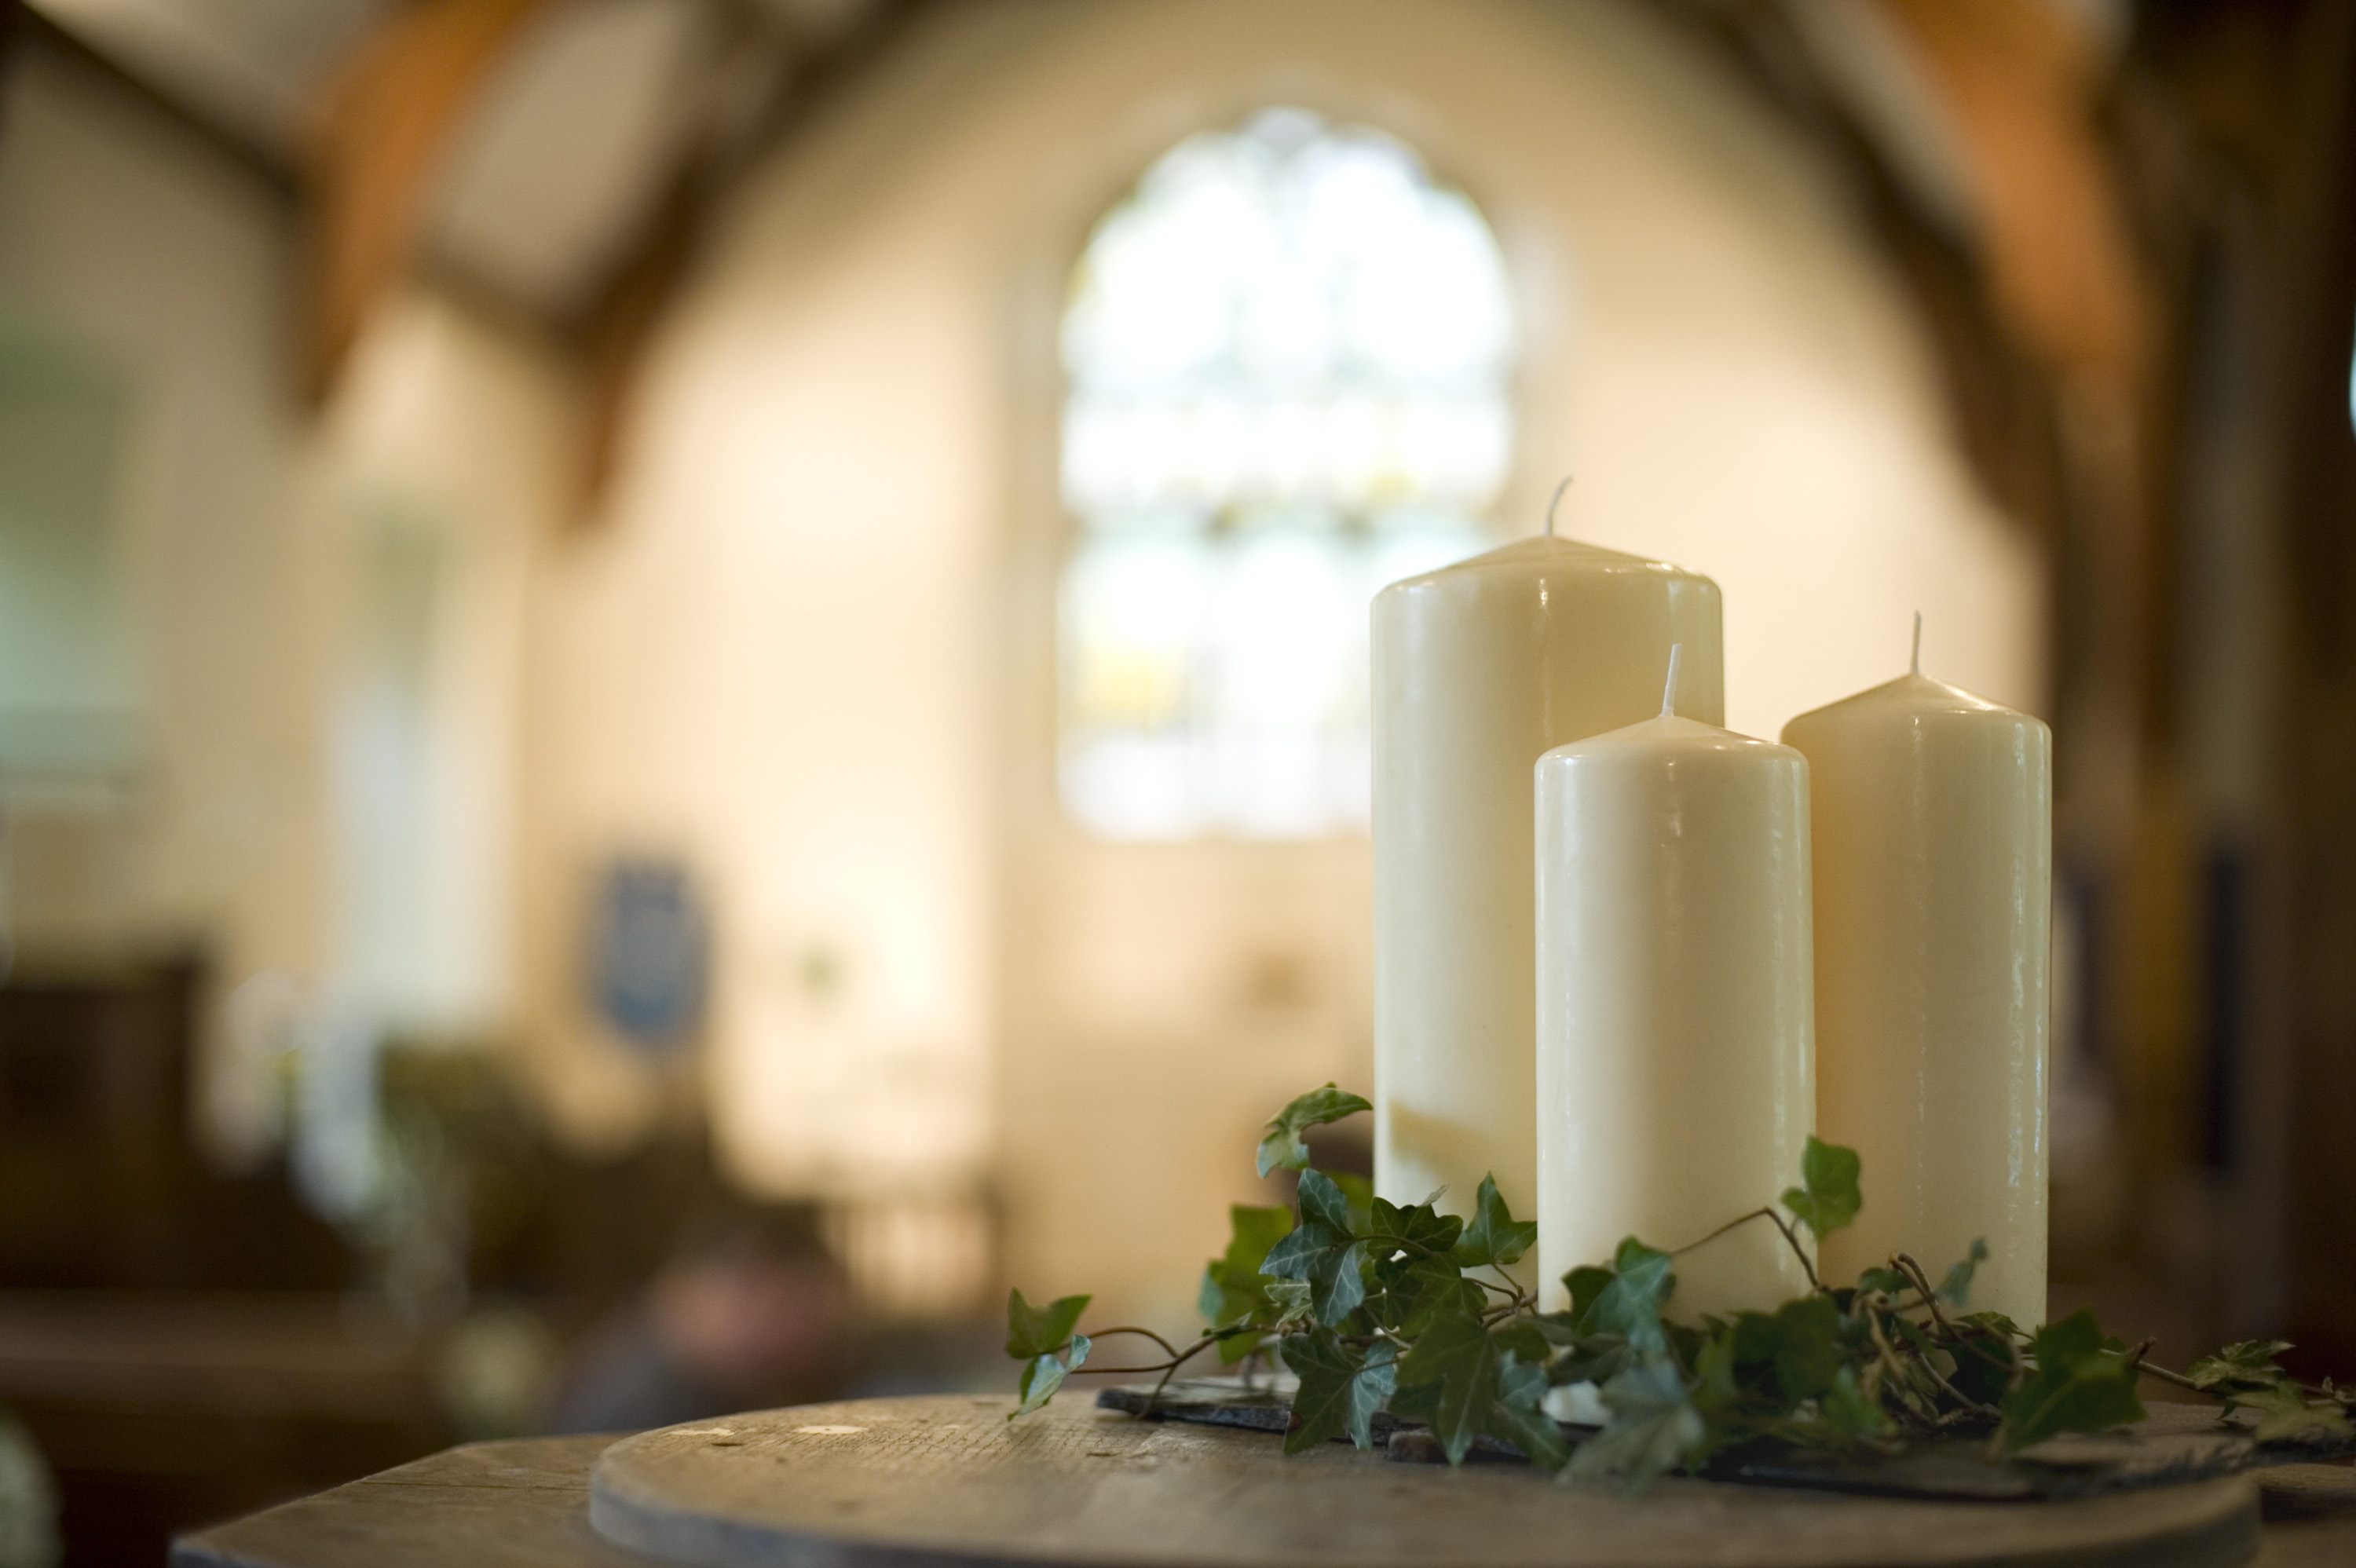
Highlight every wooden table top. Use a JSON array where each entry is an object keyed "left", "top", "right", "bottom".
[{"left": 172, "top": 1395, "right": 2356, "bottom": 1568}]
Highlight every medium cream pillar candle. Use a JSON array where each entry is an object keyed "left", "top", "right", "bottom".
[
  {"left": 1780, "top": 620, "right": 2051, "bottom": 1327},
  {"left": 1374, "top": 527, "right": 1722, "bottom": 1248},
  {"left": 1535, "top": 652, "right": 1814, "bottom": 1318}
]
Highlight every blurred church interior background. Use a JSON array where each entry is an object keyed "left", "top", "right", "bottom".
[{"left": 0, "top": 0, "right": 2351, "bottom": 1559}]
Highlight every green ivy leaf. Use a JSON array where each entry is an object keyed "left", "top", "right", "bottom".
[
  {"left": 1265, "top": 1278, "right": 1315, "bottom": 1325},
  {"left": 1853, "top": 1266, "right": 1910, "bottom": 1297},
  {"left": 1012, "top": 1333, "right": 1089, "bottom": 1418},
  {"left": 1221, "top": 1204, "right": 1297, "bottom": 1274},
  {"left": 1283, "top": 1329, "right": 1397, "bottom": 1453},
  {"left": 2229, "top": 1381, "right": 2354, "bottom": 1444},
  {"left": 1262, "top": 1168, "right": 1367, "bottom": 1325},
  {"left": 1573, "top": 1237, "right": 1676, "bottom": 1354},
  {"left": 2189, "top": 1340, "right": 2297, "bottom": 1391},
  {"left": 1731, "top": 1294, "right": 1844, "bottom": 1404},
  {"left": 1780, "top": 1136, "right": 1862, "bottom": 1243},
  {"left": 1489, "top": 1350, "right": 1570, "bottom": 1471},
  {"left": 1368, "top": 1196, "right": 1464, "bottom": 1259},
  {"left": 1568, "top": 1355, "right": 1705, "bottom": 1489},
  {"left": 1821, "top": 1363, "right": 1886, "bottom": 1439},
  {"left": 1330, "top": 1171, "right": 1376, "bottom": 1234},
  {"left": 1004, "top": 1288, "right": 1089, "bottom": 1360},
  {"left": 1256, "top": 1084, "right": 1373, "bottom": 1177},
  {"left": 1944, "top": 1316, "right": 2020, "bottom": 1409},
  {"left": 1564, "top": 1265, "right": 1615, "bottom": 1324},
  {"left": 1392, "top": 1308, "right": 1500, "bottom": 1464},
  {"left": 1451, "top": 1175, "right": 1538, "bottom": 1269},
  {"left": 1937, "top": 1239, "right": 1990, "bottom": 1307},
  {"left": 1549, "top": 1336, "right": 1637, "bottom": 1391},
  {"left": 1999, "top": 1309, "right": 2146, "bottom": 1451},
  {"left": 1375, "top": 1253, "right": 1482, "bottom": 1336},
  {"left": 1198, "top": 1204, "right": 1298, "bottom": 1344}
]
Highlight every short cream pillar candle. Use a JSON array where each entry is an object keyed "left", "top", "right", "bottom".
[
  {"left": 1374, "top": 523, "right": 1722, "bottom": 1252},
  {"left": 1535, "top": 650, "right": 1815, "bottom": 1318},
  {"left": 1780, "top": 619, "right": 2051, "bottom": 1327}
]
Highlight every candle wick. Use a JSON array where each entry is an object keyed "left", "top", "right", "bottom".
[
  {"left": 1661, "top": 643, "right": 1683, "bottom": 718},
  {"left": 1911, "top": 611, "right": 1922, "bottom": 677},
  {"left": 1545, "top": 476, "right": 1571, "bottom": 538}
]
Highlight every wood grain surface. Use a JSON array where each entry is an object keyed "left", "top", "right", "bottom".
[
  {"left": 172, "top": 1434, "right": 655, "bottom": 1568},
  {"left": 587, "top": 1395, "right": 2264, "bottom": 1568}
]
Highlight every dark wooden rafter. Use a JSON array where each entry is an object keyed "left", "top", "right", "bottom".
[
  {"left": 568, "top": 0, "right": 933, "bottom": 509},
  {"left": 302, "top": 0, "right": 560, "bottom": 398}
]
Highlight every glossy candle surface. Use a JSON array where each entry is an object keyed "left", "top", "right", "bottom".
[
  {"left": 1373, "top": 538, "right": 1722, "bottom": 1248},
  {"left": 1781, "top": 668, "right": 2051, "bottom": 1328},
  {"left": 1535, "top": 710, "right": 1814, "bottom": 1319}
]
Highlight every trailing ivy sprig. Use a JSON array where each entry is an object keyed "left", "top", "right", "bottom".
[{"left": 1005, "top": 1084, "right": 2354, "bottom": 1485}]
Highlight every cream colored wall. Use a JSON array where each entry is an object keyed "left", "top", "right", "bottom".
[
  {"left": 315, "top": 292, "right": 565, "bottom": 1040},
  {"left": 0, "top": 46, "right": 320, "bottom": 992},
  {"left": 0, "top": 46, "right": 565, "bottom": 1191},
  {"left": 552, "top": 0, "right": 2046, "bottom": 1332}
]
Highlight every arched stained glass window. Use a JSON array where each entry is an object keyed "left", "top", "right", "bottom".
[{"left": 1058, "top": 108, "right": 1516, "bottom": 839}]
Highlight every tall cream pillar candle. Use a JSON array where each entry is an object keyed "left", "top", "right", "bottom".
[
  {"left": 1535, "top": 650, "right": 1814, "bottom": 1319},
  {"left": 1780, "top": 619, "right": 2051, "bottom": 1327},
  {"left": 1374, "top": 523, "right": 1722, "bottom": 1248}
]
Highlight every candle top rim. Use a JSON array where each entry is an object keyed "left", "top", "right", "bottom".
[
  {"left": 1379, "top": 534, "right": 1710, "bottom": 594},
  {"left": 1537, "top": 711, "right": 1796, "bottom": 764},
  {"left": 1783, "top": 671, "right": 2047, "bottom": 733}
]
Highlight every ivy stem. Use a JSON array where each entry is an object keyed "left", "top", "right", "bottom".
[
  {"left": 1890, "top": 1254, "right": 1960, "bottom": 1340},
  {"left": 1676, "top": 1206, "right": 1820, "bottom": 1291},
  {"left": 1085, "top": 1325, "right": 1190, "bottom": 1360},
  {"left": 2114, "top": 1353, "right": 2202, "bottom": 1394}
]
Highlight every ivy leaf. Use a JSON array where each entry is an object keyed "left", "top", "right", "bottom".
[
  {"left": 1012, "top": 1333, "right": 1089, "bottom": 1418},
  {"left": 1392, "top": 1308, "right": 1499, "bottom": 1464},
  {"left": 2229, "top": 1381, "right": 2355, "bottom": 1444},
  {"left": 1855, "top": 1266, "right": 1910, "bottom": 1298},
  {"left": 1379, "top": 1253, "right": 1482, "bottom": 1336},
  {"left": 1220, "top": 1204, "right": 1297, "bottom": 1274},
  {"left": 1937, "top": 1239, "right": 1990, "bottom": 1307},
  {"left": 1731, "top": 1294, "right": 1844, "bottom": 1404},
  {"left": 1451, "top": 1175, "right": 1538, "bottom": 1269},
  {"left": 1821, "top": 1363, "right": 1886, "bottom": 1439},
  {"left": 1944, "top": 1316, "right": 2020, "bottom": 1408},
  {"left": 1198, "top": 1204, "right": 1297, "bottom": 1342},
  {"left": 1369, "top": 1196, "right": 1464, "bottom": 1259},
  {"left": 1689, "top": 1332, "right": 1740, "bottom": 1427},
  {"left": 2189, "top": 1340, "right": 2297, "bottom": 1391},
  {"left": 1780, "top": 1136, "right": 1862, "bottom": 1243},
  {"left": 1265, "top": 1278, "right": 1315, "bottom": 1325},
  {"left": 1565, "top": 1265, "right": 1615, "bottom": 1324},
  {"left": 1283, "top": 1329, "right": 1397, "bottom": 1453},
  {"left": 1262, "top": 1168, "right": 1367, "bottom": 1325},
  {"left": 1568, "top": 1355, "right": 1705, "bottom": 1489},
  {"left": 1489, "top": 1350, "right": 1571, "bottom": 1471},
  {"left": 1330, "top": 1171, "right": 1377, "bottom": 1234},
  {"left": 1257, "top": 1084, "right": 1373, "bottom": 1176},
  {"left": 1999, "top": 1309, "right": 2146, "bottom": 1450},
  {"left": 1005, "top": 1288, "right": 1089, "bottom": 1360},
  {"left": 1491, "top": 1318, "right": 1553, "bottom": 1366},
  {"left": 1549, "top": 1337, "right": 1636, "bottom": 1390},
  {"left": 1573, "top": 1237, "right": 1676, "bottom": 1354}
]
